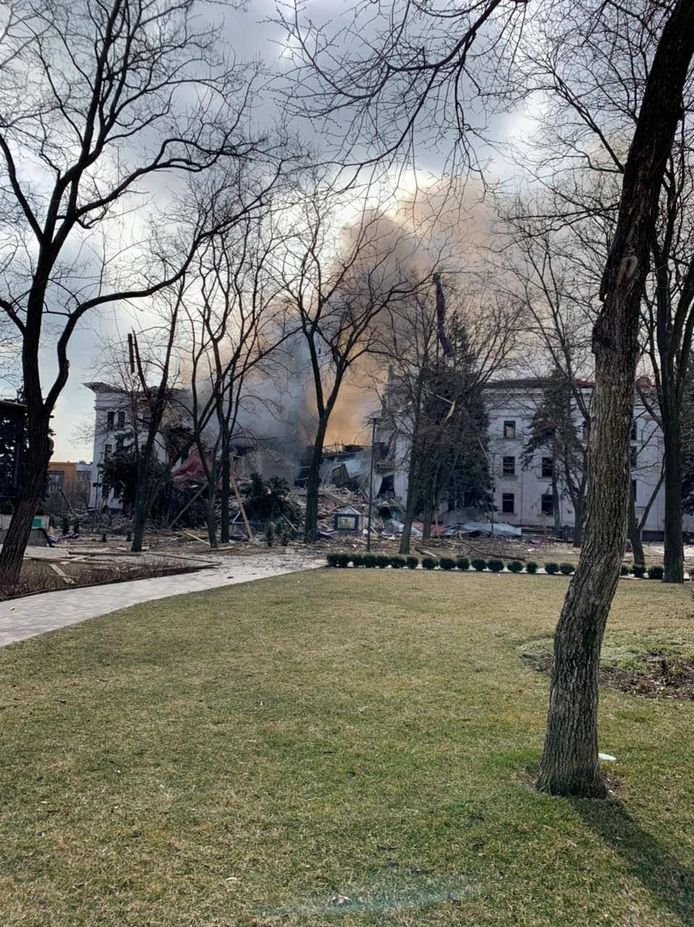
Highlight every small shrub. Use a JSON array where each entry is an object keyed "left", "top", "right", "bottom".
[
  {"left": 648, "top": 565, "right": 664, "bottom": 580},
  {"left": 375, "top": 554, "right": 391, "bottom": 569},
  {"left": 422, "top": 557, "right": 438, "bottom": 570},
  {"left": 545, "top": 562, "right": 560, "bottom": 575},
  {"left": 439, "top": 557, "right": 456, "bottom": 571},
  {"left": 471, "top": 558, "right": 487, "bottom": 572},
  {"left": 632, "top": 564, "right": 646, "bottom": 578},
  {"left": 351, "top": 554, "right": 364, "bottom": 567},
  {"left": 526, "top": 561, "right": 538, "bottom": 574},
  {"left": 390, "top": 556, "right": 406, "bottom": 569},
  {"left": 620, "top": 564, "right": 631, "bottom": 576},
  {"left": 507, "top": 560, "right": 524, "bottom": 573},
  {"left": 406, "top": 556, "right": 419, "bottom": 570},
  {"left": 335, "top": 553, "right": 350, "bottom": 568},
  {"left": 326, "top": 553, "right": 339, "bottom": 567},
  {"left": 559, "top": 562, "right": 575, "bottom": 575},
  {"left": 456, "top": 557, "right": 470, "bottom": 572},
  {"left": 362, "top": 554, "right": 377, "bottom": 568},
  {"left": 488, "top": 558, "right": 504, "bottom": 573}
]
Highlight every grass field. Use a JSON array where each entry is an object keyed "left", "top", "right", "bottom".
[{"left": 0, "top": 570, "right": 692, "bottom": 926}]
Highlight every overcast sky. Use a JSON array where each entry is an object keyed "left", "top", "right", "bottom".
[{"left": 36, "top": 0, "right": 528, "bottom": 461}]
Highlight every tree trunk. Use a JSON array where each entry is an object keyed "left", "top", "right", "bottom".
[
  {"left": 0, "top": 415, "right": 52, "bottom": 589},
  {"left": 538, "top": 0, "right": 694, "bottom": 798},
  {"left": 399, "top": 447, "right": 423, "bottom": 555},
  {"left": 304, "top": 415, "right": 329, "bottom": 543},
  {"left": 220, "top": 440, "right": 231, "bottom": 545},
  {"left": 662, "top": 410, "right": 684, "bottom": 582},
  {"left": 628, "top": 485, "right": 645, "bottom": 570},
  {"left": 130, "top": 471, "right": 150, "bottom": 554},
  {"left": 422, "top": 498, "right": 433, "bottom": 540},
  {"left": 206, "top": 486, "right": 218, "bottom": 549},
  {"left": 552, "top": 469, "right": 561, "bottom": 534}
]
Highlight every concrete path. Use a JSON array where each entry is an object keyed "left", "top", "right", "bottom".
[{"left": 0, "top": 552, "right": 324, "bottom": 648}]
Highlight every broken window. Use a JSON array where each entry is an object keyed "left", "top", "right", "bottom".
[{"left": 503, "top": 420, "right": 516, "bottom": 439}]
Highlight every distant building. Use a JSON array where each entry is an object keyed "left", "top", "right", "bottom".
[
  {"left": 46, "top": 460, "right": 93, "bottom": 512},
  {"left": 375, "top": 376, "right": 689, "bottom": 541}
]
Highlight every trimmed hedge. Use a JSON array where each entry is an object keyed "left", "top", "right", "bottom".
[
  {"left": 471, "top": 558, "right": 487, "bottom": 572},
  {"left": 488, "top": 559, "right": 504, "bottom": 573},
  {"left": 620, "top": 564, "right": 631, "bottom": 576},
  {"left": 421, "top": 557, "right": 438, "bottom": 570},
  {"left": 456, "top": 557, "right": 470, "bottom": 572},
  {"left": 559, "top": 562, "right": 575, "bottom": 575},
  {"left": 390, "top": 556, "right": 406, "bottom": 569},
  {"left": 526, "top": 561, "right": 538, "bottom": 574},
  {"left": 648, "top": 565, "right": 664, "bottom": 580},
  {"left": 362, "top": 554, "right": 378, "bottom": 569},
  {"left": 406, "top": 556, "right": 419, "bottom": 570},
  {"left": 507, "top": 560, "right": 523, "bottom": 573},
  {"left": 439, "top": 557, "right": 456, "bottom": 571},
  {"left": 375, "top": 554, "right": 391, "bottom": 569},
  {"left": 633, "top": 564, "right": 646, "bottom": 578},
  {"left": 545, "top": 562, "right": 560, "bottom": 575}
]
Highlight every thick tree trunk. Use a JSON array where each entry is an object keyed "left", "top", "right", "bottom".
[
  {"left": 0, "top": 415, "right": 52, "bottom": 589},
  {"left": 662, "top": 411, "right": 684, "bottom": 582},
  {"left": 538, "top": 0, "right": 694, "bottom": 798},
  {"left": 304, "top": 416, "right": 329, "bottom": 543}
]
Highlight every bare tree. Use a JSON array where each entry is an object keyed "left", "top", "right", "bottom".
[
  {"left": 377, "top": 277, "right": 521, "bottom": 552},
  {"left": 512, "top": 0, "right": 694, "bottom": 582},
  {"left": 537, "top": 0, "right": 694, "bottom": 797},
  {"left": 0, "top": 0, "right": 277, "bottom": 585},
  {"left": 180, "top": 208, "right": 293, "bottom": 547},
  {"left": 275, "top": 180, "right": 434, "bottom": 542}
]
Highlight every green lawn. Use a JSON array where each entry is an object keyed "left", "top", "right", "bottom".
[{"left": 0, "top": 571, "right": 692, "bottom": 927}]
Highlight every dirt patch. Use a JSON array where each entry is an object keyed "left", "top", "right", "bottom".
[
  {"left": 601, "top": 653, "right": 694, "bottom": 700},
  {"left": 521, "top": 639, "right": 694, "bottom": 701}
]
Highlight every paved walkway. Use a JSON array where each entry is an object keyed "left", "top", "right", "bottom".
[{"left": 0, "top": 552, "right": 323, "bottom": 648}]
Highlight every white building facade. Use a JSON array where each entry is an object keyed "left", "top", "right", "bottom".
[{"left": 483, "top": 379, "right": 687, "bottom": 539}]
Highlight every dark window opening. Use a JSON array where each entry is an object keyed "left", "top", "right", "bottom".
[
  {"left": 503, "top": 420, "right": 516, "bottom": 440},
  {"left": 541, "top": 457, "right": 553, "bottom": 478},
  {"left": 501, "top": 492, "right": 515, "bottom": 514},
  {"left": 541, "top": 493, "right": 554, "bottom": 516},
  {"left": 631, "top": 420, "right": 638, "bottom": 441},
  {"left": 630, "top": 445, "right": 638, "bottom": 468},
  {"left": 117, "top": 410, "right": 125, "bottom": 429},
  {"left": 502, "top": 455, "right": 516, "bottom": 476},
  {"left": 106, "top": 411, "right": 114, "bottom": 429}
]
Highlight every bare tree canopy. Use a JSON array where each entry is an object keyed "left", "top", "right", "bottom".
[{"left": 277, "top": 0, "right": 529, "bottom": 171}]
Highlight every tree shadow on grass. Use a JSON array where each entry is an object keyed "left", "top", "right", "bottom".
[{"left": 571, "top": 797, "right": 694, "bottom": 925}]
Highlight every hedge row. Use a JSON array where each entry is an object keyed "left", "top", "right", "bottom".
[{"left": 326, "top": 553, "right": 666, "bottom": 578}]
